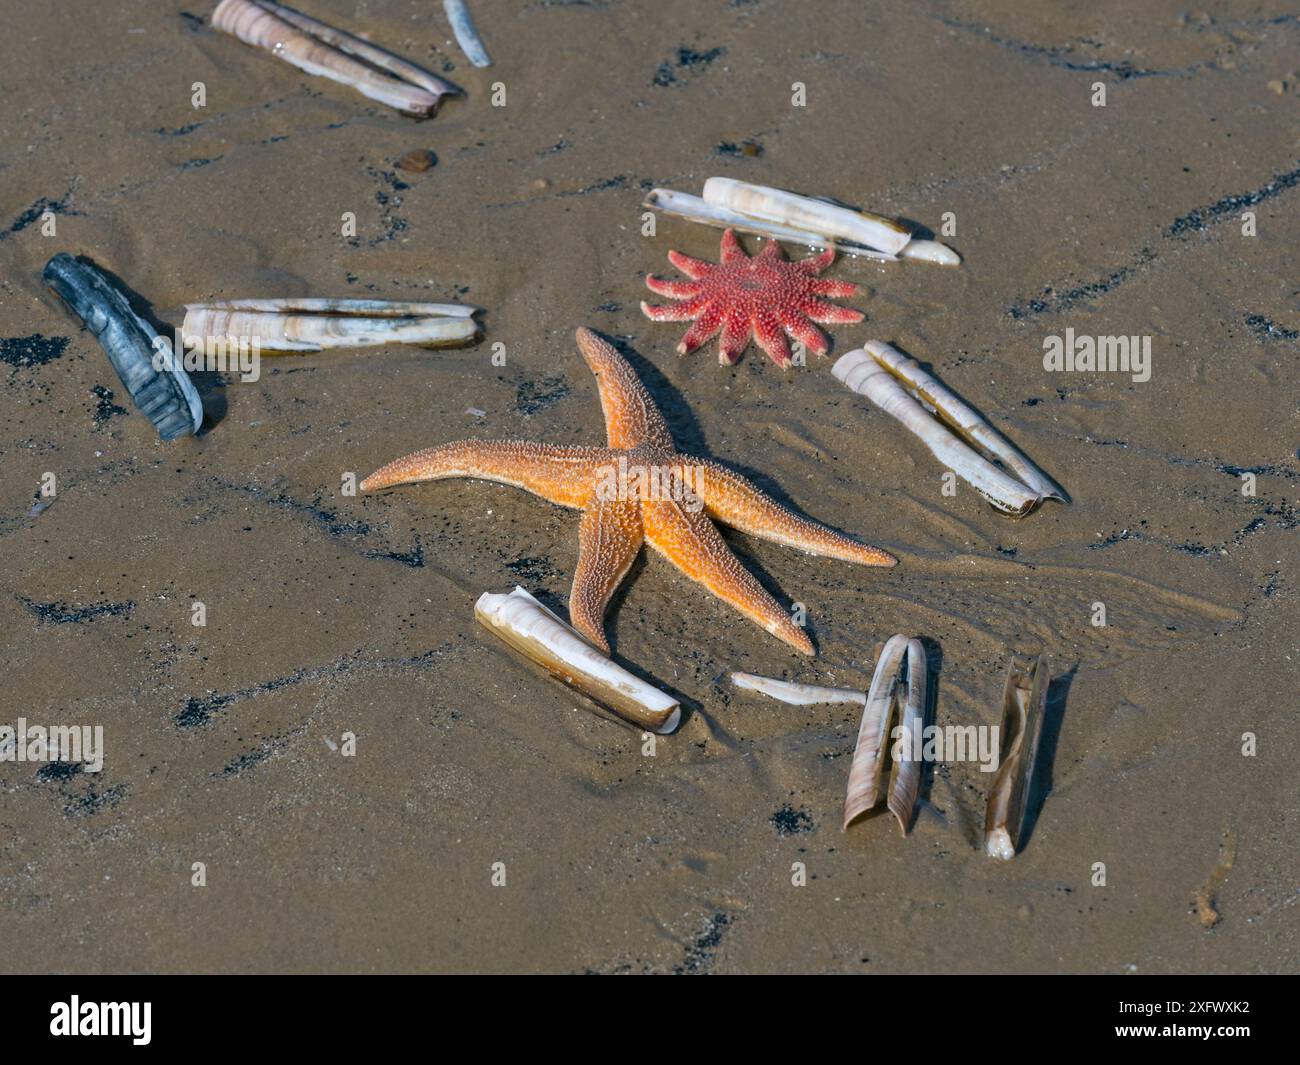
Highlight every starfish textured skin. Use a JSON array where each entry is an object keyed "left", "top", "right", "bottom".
[
  {"left": 361, "top": 328, "right": 896, "bottom": 655},
  {"left": 641, "top": 228, "right": 865, "bottom": 368}
]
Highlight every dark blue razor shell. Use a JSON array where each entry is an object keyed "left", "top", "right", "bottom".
[{"left": 43, "top": 253, "right": 203, "bottom": 440}]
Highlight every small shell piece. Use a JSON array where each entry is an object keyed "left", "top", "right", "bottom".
[
  {"left": 832, "top": 345, "right": 1062, "bottom": 515},
  {"left": 984, "top": 656, "right": 1050, "bottom": 860},
  {"left": 730, "top": 672, "right": 866, "bottom": 707},
  {"left": 181, "top": 299, "right": 479, "bottom": 353},
  {"left": 899, "top": 240, "right": 962, "bottom": 266},
  {"left": 843, "top": 635, "right": 928, "bottom": 835},
  {"left": 212, "top": 0, "right": 458, "bottom": 116},
  {"left": 443, "top": 0, "right": 492, "bottom": 68},
  {"left": 475, "top": 587, "right": 681, "bottom": 734}
]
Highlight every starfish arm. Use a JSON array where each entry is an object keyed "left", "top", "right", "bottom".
[
  {"left": 569, "top": 497, "right": 644, "bottom": 653},
  {"left": 699, "top": 460, "right": 897, "bottom": 567},
  {"left": 360, "top": 440, "right": 614, "bottom": 508},
  {"left": 809, "top": 277, "right": 858, "bottom": 298},
  {"left": 676, "top": 300, "right": 725, "bottom": 354},
  {"left": 805, "top": 299, "right": 865, "bottom": 325},
  {"left": 719, "top": 308, "right": 750, "bottom": 365},
  {"left": 644, "top": 275, "right": 701, "bottom": 299},
  {"left": 720, "top": 228, "right": 747, "bottom": 262},
  {"left": 666, "top": 249, "right": 714, "bottom": 280},
  {"left": 641, "top": 498, "right": 814, "bottom": 655},
  {"left": 753, "top": 309, "right": 793, "bottom": 368},
  {"left": 798, "top": 248, "right": 837, "bottom": 273},
  {"left": 755, "top": 239, "right": 785, "bottom": 261},
  {"left": 640, "top": 294, "right": 710, "bottom": 322},
  {"left": 575, "top": 328, "right": 675, "bottom": 451},
  {"left": 780, "top": 310, "right": 831, "bottom": 357}
]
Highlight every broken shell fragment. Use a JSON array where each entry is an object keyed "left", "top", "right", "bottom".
[
  {"left": 212, "top": 0, "right": 459, "bottom": 116},
  {"left": 730, "top": 672, "right": 866, "bottom": 707},
  {"left": 181, "top": 298, "right": 479, "bottom": 353},
  {"left": 443, "top": 0, "right": 492, "bottom": 68},
  {"left": 984, "top": 655, "right": 1049, "bottom": 860},
  {"left": 898, "top": 239, "right": 962, "bottom": 266},
  {"left": 832, "top": 344, "right": 1063, "bottom": 515},
  {"left": 43, "top": 253, "right": 203, "bottom": 440},
  {"left": 843, "top": 635, "right": 927, "bottom": 835},
  {"left": 475, "top": 586, "right": 681, "bottom": 734},
  {"left": 701, "top": 178, "right": 960, "bottom": 265},
  {"left": 395, "top": 148, "right": 437, "bottom": 173}
]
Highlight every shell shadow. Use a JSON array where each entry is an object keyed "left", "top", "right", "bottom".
[
  {"left": 530, "top": 571, "right": 704, "bottom": 731},
  {"left": 90, "top": 259, "right": 228, "bottom": 433},
  {"left": 911, "top": 635, "right": 942, "bottom": 829},
  {"left": 1018, "top": 665, "right": 1075, "bottom": 850}
]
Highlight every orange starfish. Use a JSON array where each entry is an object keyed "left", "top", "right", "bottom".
[{"left": 361, "top": 328, "right": 895, "bottom": 654}]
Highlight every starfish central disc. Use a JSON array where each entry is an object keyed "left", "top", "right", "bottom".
[{"left": 641, "top": 228, "right": 864, "bottom": 368}]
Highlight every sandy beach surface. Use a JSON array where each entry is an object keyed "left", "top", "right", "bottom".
[{"left": 1, "top": 0, "right": 1296, "bottom": 973}]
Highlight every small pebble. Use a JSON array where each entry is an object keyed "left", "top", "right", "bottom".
[{"left": 396, "top": 149, "right": 437, "bottom": 173}]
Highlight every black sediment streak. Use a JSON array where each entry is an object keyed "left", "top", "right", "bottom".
[
  {"left": 1166, "top": 165, "right": 1300, "bottom": 237},
  {"left": 1007, "top": 250, "right": 1155, "bottom": 318},
  {"left": 21, "top": 597, "right": 135, "bottom": 624},
  {"left": 1243, "top": 313, "right": 1299, "bottom": 342},
  {"left": 939, "top": 17, "right": 1205, "bottom": 79},
  {"left": 653, "top": 46, "right": 726, "bottom": 87},
  {"left": 154, "top": 121, "right": 203, "bottom": 137},
  {"left": 216, "top": 738, "right": 287, "bottom": 778},
  {"left": 515, "top": 375, "right": 570, "bottom": 414},
  {"left": 769, "top": 804, "right": 815, "bottom": 835},
  {"left": 674, "top": 913, "right": 732, "bottom": 975},
  {"left": 1008, "top": 163, "right": 1300, "bottom": 318},
  {"left": 505, "top": 556, "right": 558, "bottom": 583},
  {"left": 174, "top": 650, "right": 443, "bottom": 729},
  {"left": 208, "top": 479, "right": 432, "bottom": 568},
  {"left": 1, "top": 192, "right": 78, "bottom": 241},
  {"left": 91, "top": 384, "right": 127, "bottom": 423},
  {"left": 64, "top": 783, "right": 127, "bottom": 817},
  {"left": 557, "top": 174, "right": 629, "bottom": 198},
  {"left": 0, "top": 334, "right": 69, "bottom": 370},
  {"left": 1083, "top": 437, "right": 1297, "bottom": 479},
  {"left": 364, "top": 534, "right": 425, "bottom": 568}
]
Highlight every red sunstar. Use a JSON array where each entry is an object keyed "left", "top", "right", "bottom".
[{"left": 641, "top": 228, "right": 864, "bottom": 369}]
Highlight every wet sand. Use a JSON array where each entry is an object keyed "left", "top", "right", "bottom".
[{"left": 1, "top": 0, "right": 1296, "bottom": 973}]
